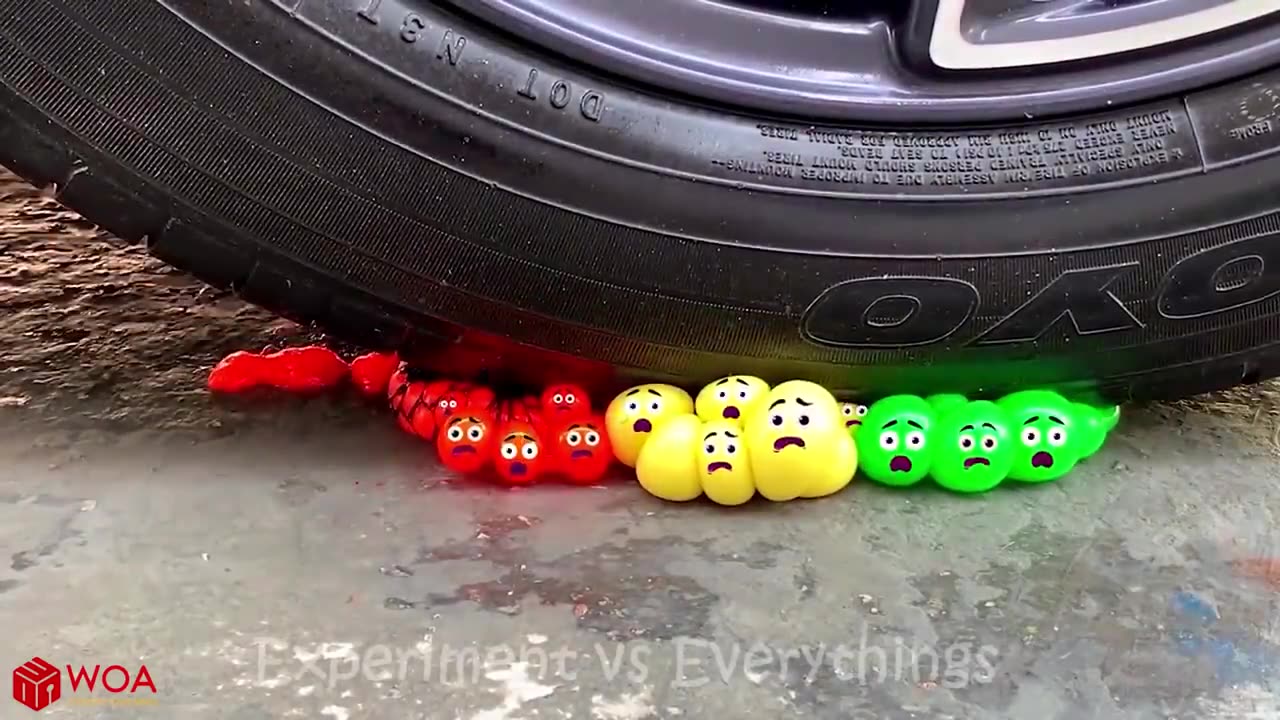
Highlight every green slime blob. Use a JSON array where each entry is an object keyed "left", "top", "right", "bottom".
[
  {"left": 930, "top": 400, "right": 1014, "bottom": 493},
  {"left": 1074, "top": 402, "right": 1120, "bottom": 458},
  {"left": 856, "top": 395, "right": 935, "bottom": 486},
  {"left": 996, "top": 390, "right": 1088, "bottom": 482}
]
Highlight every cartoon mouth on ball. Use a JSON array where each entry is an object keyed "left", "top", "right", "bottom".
[
  {"left": 845, "top": 419, "right": 862, "bottom": 428},
  {"left": 963, "top": 456, "right": 990, "bottom": 468},
  {"left": 890, "top": 455, "right": 913, "bottom": 472},
  {"left": 509, "top": 462, "right": 527, "bottom": 475},
  {"left": 571, "top": 449, "right": 592, "bottom": 459},
  {"left": 632, "top": 419, "right": 652, "bottom": 433},
  {"left": 452, "top": 445, "right": 476, "bottom": 455},
  {"left": 722, "top": 406, "right": 740, "bottom": 419},
  {"left": 773, "top": 436, "right": 806, "bottom": 451},
  {"left": 707, "top": 461, "right": 733, "bottom": 473},
  {"left": 1031, "top": 451, "right": 1054, "bottom": 468}
]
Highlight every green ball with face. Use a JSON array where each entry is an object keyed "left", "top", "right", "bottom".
[
  {"left": 996, "top": 390, "right": 1087, "bottom": 482},
  {"left": 930, "top": 401, "right": 1013, "bottom": 493},
  {"left": 856, "top": 395, "right": 936, "bottom": 486}
]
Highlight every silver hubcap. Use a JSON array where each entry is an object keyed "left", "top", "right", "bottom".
[{"left": 930, "top": 0, "right": 1280, "bottom": 69}]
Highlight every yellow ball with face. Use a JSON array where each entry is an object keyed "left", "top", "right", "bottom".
[
  {"left": 606, "top": 384, "right": 695, "bottom": 467},
  {"left": 744, "top": 380, "right": 857, "bottom": 501},
  {"left": 635, "top": 414, "right": 704, "bottom": 502},
  {"left": 697, "top": 420, "right": 755, "bottom": 506},
  {"left": 695, "top": 376, "right": 770, "bottom": 427},
  {"left": 839, "top": 401, "right": 869, "bottom": 435}
]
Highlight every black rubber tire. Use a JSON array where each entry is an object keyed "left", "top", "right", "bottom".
[{"left": 5, "top": 0, "right": 1280, "bottom": 401}]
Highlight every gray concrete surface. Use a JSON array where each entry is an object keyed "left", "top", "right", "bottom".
[{"left": 3, "top": 172, "right": 1280, "bottom": 719}]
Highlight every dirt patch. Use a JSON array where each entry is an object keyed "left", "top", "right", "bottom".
[{"left": 0, "top": 169, "right": 361, "bottom": 432}]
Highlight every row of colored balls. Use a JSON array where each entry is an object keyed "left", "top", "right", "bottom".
[
  {"left": 606, "top": 378, "right": 1120, "bottom": 504},
  {"left": 386, "top": 366, "right": 1119, "bottom": 502},
  {"left": 387, "top": 369, "right": 615, "bottom": 485}
]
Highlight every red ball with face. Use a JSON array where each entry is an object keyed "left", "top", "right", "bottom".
[
  {"left": 493, "top": 421, "right": 547, "bottom": 486},
  {"left": 541, "top": 384, "right": 591, "bottom": 421},
  {"left": 436, "top": 412, "right": 495, "bottom": 474},
  {"left": 553, "top": 416, "right": 612, "bottom": 484},
  {"left": 431, "top": 382, "right": 474, "bottom": 429}
]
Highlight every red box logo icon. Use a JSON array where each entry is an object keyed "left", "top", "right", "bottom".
[{"left": 13, "top": 657, "right": 61, "bottom": 711}]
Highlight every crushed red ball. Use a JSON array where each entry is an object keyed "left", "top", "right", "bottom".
[
  {"left": 350, "top": 352, "right": 400, "bottom": 397},
  {"left": 207, "top": 346, "right": 349, "bottom": 393}
]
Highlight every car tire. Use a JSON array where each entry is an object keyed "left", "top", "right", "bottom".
[{"left": 4, "top": 0, "right": 1280, "bottom": 401}]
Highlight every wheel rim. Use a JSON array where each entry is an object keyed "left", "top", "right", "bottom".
[{"left": 444, "top": 0, "right": 1280, "bottom": 123}]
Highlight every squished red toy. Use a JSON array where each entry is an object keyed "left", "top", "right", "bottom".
[
  {"left": 466, "top": 385, "right": 497, "bottom": 412},
  {"left": 494, "top": 420, "right": 547, "bottom": 485},
  {"left": 553, "top": 415, "right": 612, "bottom": 484},
  {"left": 389, "top": 369, "right": 452, "bottom": 441},
  {"left": 541, "top": 384, "right": 591, "bottom": 421},
  {"left": 495, "top": 397, "right": 545, "bottom": 434},
  {"left": 436, "top": 412, "right": 496, "bottom": 474},
  {"left": 208, "top": 346, "right": 349, "bottom": 393},
  {"left": 350, "top": 352, "right": 400, "bottom": 397}
]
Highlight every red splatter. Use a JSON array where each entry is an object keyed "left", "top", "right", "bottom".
[
  {"left": 350, "top": 352, "right": 400, "bottom": 397},
  {"left": 1232, "top": 556, "right": 1280, "bottom": 590},
  {"left": 207, "top": 346, "right": 348, "bottom": 393}
]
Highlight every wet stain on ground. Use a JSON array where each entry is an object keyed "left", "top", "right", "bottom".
[
  {"left": 9, "top": 512, "right": 84, "bottom": 572},
  {"left": 779, "top": 657, "right": 951, "bottom": 720},
  {"left": 475, "top": 513, "right": 542, "bottom": 539},
  {"left": 703, "top": 540, "right": 787, "bottom": 570},
  {"left": 378, "top": 564, "right": 414, "bottom": 578},
  {"left": 426, "top": 537, "right": 718, "bottom": 640},
  {"left": 275, "top": 477, "right": 328, "bottom": 507},
  {"left": 0, "top": 579, "right": 21, "bottom": 593},
  {"left": 398, "top": 513, "right": 726, "bottom": 640}
]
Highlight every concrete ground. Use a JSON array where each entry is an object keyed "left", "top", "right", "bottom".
[{"left": 2, "top": 171, "right": 1279, "bottom": 719}]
